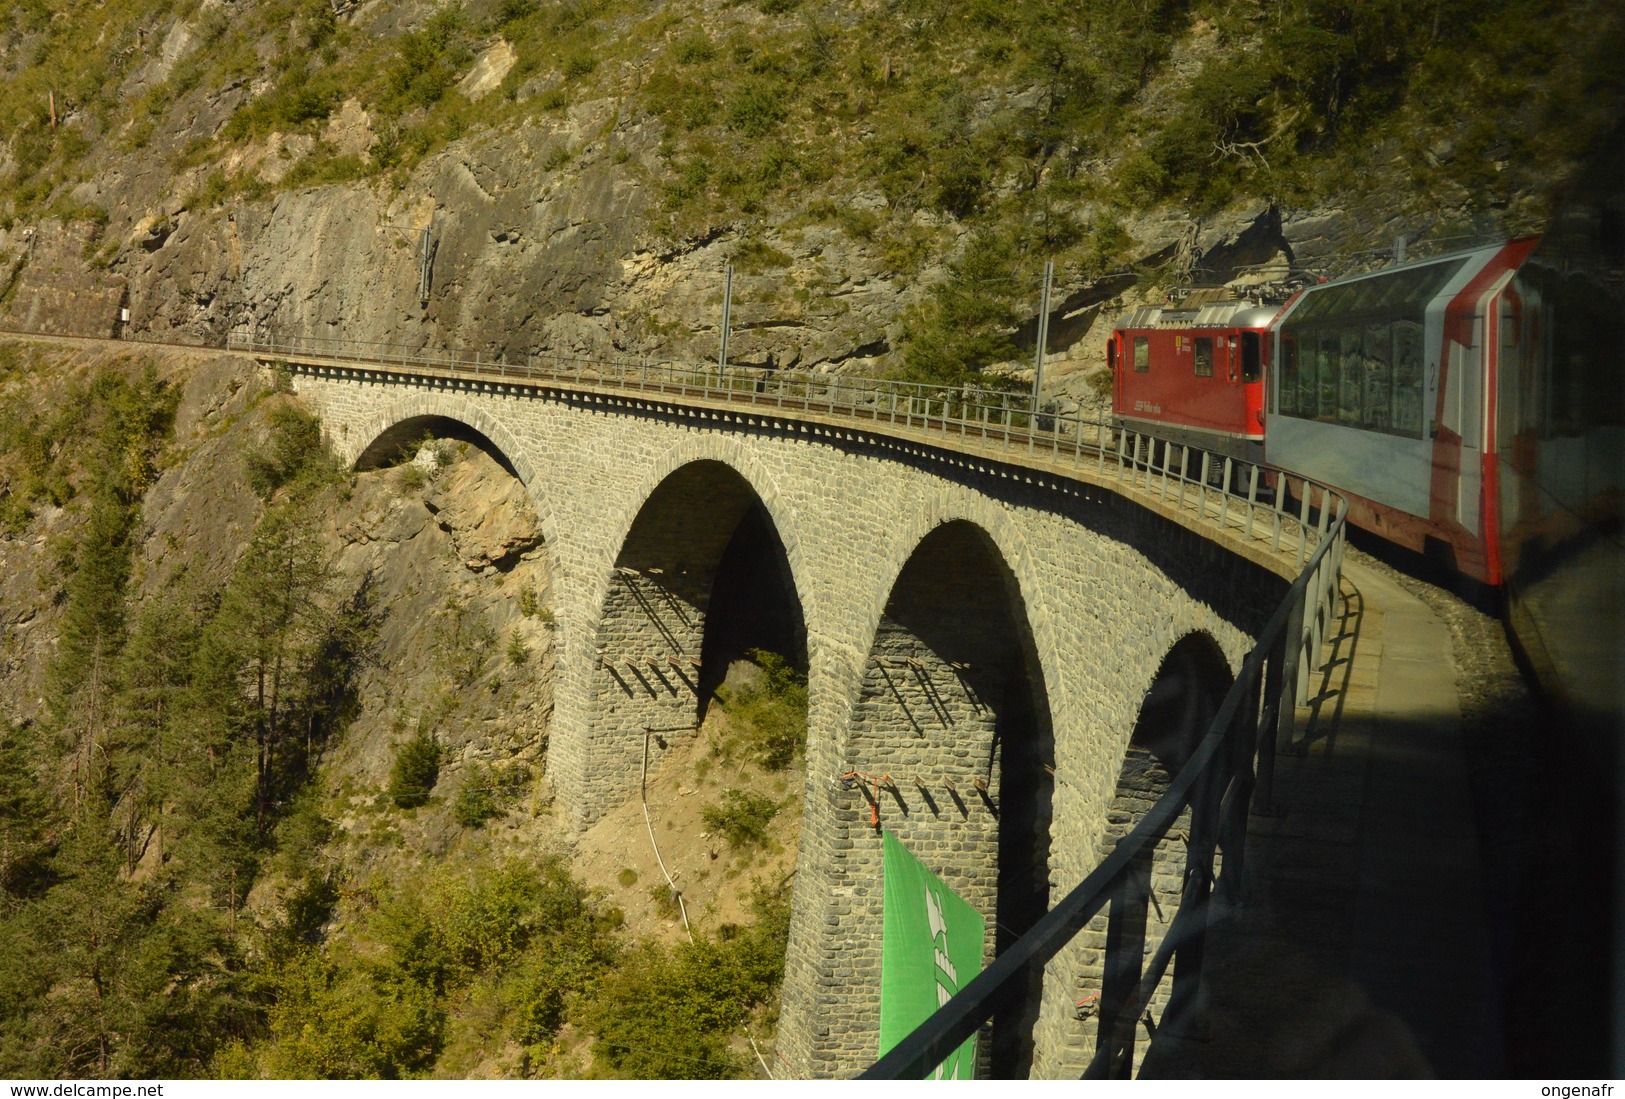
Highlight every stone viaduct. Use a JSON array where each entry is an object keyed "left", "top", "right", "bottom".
[{"left": 286, "top": 357, "right": 1301, "bottom": 1078}]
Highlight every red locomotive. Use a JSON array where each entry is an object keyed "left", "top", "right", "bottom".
[{"left": 1107, "top": 289, "right": 1280, "bottom": 464}]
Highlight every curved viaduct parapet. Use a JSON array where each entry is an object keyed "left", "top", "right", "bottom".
[{"left": 327, "top": 389, "right": 559, "bottom": 550}]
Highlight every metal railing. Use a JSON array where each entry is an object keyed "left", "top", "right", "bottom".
[
  {"left": 227, "top": 330, "right": 1110, "bottom": 458},
  {"left": 228, "top": 327, "right": 1348, "bottom": 1080},
  {"left": 863, "top": 487, "right": 1346, "bottom": 1080}
]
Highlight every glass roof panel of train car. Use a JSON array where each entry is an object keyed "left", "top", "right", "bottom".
[{"left": 1287, "top": 256, "right": 1472, "bottom": 327}]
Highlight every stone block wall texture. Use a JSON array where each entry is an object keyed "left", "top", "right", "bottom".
[{"left": 292, "top": 367, "right": 1290, "bottom": 1079}]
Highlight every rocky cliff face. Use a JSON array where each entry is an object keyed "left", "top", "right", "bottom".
[
  {"left": 0, "top": 102, "right": 1404, "bottom": 409},
  {"left": 0, "top": 0, "right": 1614, "bottom": 415},
  {"left": 0, "top": 339, "right": 559, "bottom": 881}
]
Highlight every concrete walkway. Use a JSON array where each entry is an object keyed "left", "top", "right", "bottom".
[{"left": 1141, "top": 560, "right": 1502, "bottom": 1078}]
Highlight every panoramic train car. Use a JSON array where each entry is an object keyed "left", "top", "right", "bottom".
[
  {"left": 1495, "top": 138, "right": 1625, "bottom": 762},
  {"left": 1264, "top": 238, "right": 1539, "bottom": 585},
  {"left": 1108, "top": 290, "right": 1278, "bottom": 463}
]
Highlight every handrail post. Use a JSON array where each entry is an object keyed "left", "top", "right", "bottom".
[
  {"left": 1297, "top": 481, "right": 1311, "bottom": 564},
  {"left": 1165, "top": 747, "right": 1223, "bottom": 1041},
  {"left": 1218, "top": 667, "right": 1263, "bottom": 908},
  {"left": 1088, "top": 859, "right": 1152, "bottom": 1079},
  {"left": 1272, "top": 476, "right": 1287, "bottom": 553},
  {"left": 1254, "top": 637, "right": 1285, "bottom": 814},
  {"left": 1244, "top": 465, "right": 1259, "bottom": 540},
  {"left": 1278, "top": 591, "right": 1306, "bottom": 756}
]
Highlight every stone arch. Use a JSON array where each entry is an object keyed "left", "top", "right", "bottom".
[
  {"left": 808, "top": 515, "right": 1057, "bottom": 1078},
  {"left": 565, "top": 447, "right": 811, "bottom": 826},
  {"left": 576, "top": 435, "right": 816, "bottom": 646},
  {"left": 1070, "top": 629, "right": 1235, "bottom": 1077},
  {"left": 338, "top": 390, "right": 553, "bottom": 529},
  {"left": 845, "top": 489, "right": 1065, "bottom": 752}
]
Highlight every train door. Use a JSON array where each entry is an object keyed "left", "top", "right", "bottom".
[
  {"left": 1108, "top": 335, "right": 1120, "bottom": 414},
  {"left": 1455, "top": 312, "right": 1484, "bottom": 530},
  {"left": 1241, "top": 332, "right": 1262, "bottom": 383},
  {"left": 1241, "top": 331, "right": 1263, "bottom": 435}
]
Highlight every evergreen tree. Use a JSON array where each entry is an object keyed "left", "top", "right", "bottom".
[
  {"left": 0, "top": 726, "right": 50, "bottom": 900},
  {"left": 111, "top": 598, "right": 202, "bottom": 872},
  {"left": 24, "top": 822, "right": 159, "bottom": 1076},
  {"left": 205, "top": 503, "right": 335, "bottom": 838}
]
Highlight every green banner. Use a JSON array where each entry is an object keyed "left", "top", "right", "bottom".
[{"left": 879, "top": 830, "right": 985, "bottom": 1080}]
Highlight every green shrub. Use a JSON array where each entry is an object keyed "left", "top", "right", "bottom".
[
  {"left": 647, "top": 881, "right": 682, "bottom": 920},
  {"left": 719, "top": 648, "right": 807, "bottom": 770},
  {"left": 672, "top": 34, "right": 715, "bottom": 64},
  {"left": 254, "top": 950, "right": 445, "bottom": 1079},
  {"left": 585, "top": 942, "right": 742, "bottom": 1078},
  {"left": 379, "top": 859, "right": 618, "bottom": 1005},
  {"left": 431, "top": 597, "right": 495, "bottom": 687},
  {"left": 389, "top": 731, "right": 440, "bottom": 809},
  {"left": 702, "top": 789, "right": 779, "bottom": 848},
  {"left": 246, "top": 402, "right": 331, "bottom": 500},
  {"left": 732, "top": 237, "right": 793, "bottom": 273},
  {"left": 282, "top": 152, "right": 368, "bottom": 189},
  {"left": 725, "top": 78, "right": 786, "bottom": 137},
  {"left": 494, "top": 0, "right": 537, "bottom": 24},
  {"left": 191, "top": 170, "right": 232, "bottom": 209},
  {"left": 454, "top": 764, "right": 499, "bottom": 827},
  {"left": 585, "top": 886, "right": 789, "bottom": 1079},
  {"left": 562, "top": 52, "right": 596, "bottom": 80}
]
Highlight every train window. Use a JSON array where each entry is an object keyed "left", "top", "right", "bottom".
[
  {"left": 1344, "top": 278, "right": 1387, "bottom": 315},
  {"left": 1194, "top": 337, "right": 1214, "bottom": 377},
  {"left": 1317, "top": 333, "right": 1340, "bottom": 420},
  {"left": 1300, "top": 335, "right": 1320, "bottom": 416},
  {"left": 1277, "top": 257, "right": 1473, "bottom": 433},
  {"left": 1108, "top": 338, "right": 1118, "bottom": 373},
  {"left": 1339, "top": 329, "right": 1363, "bottom": 425},
  {"left": 1393, "top": 320, "right": 1425, "bottom": 437},
  {"left": 1288, "top": 257, "right": 1471, "bottom": 332},
  {"left": 1279, "top": 337, "right": 1299, "bottom": 413},
  {"left": 1292, "top": 288, "right": 1337, "bottom": 324},
  {"left": 1373, "top": 266, "right": 1435, "bottom": 312},
  {"left": 1363, "top": 322, "right": 1393, "bottom": 432},
  {"left": 1241, "top": 332, "right": 1262, "bottom": 383},
  {"left": 1134, "top": 337, "right": 1149, "bottom": 372}
]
